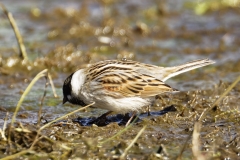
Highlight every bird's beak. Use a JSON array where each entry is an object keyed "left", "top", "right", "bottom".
[{"left": 63, "top": 97, "right": 68, "bottom": 104}]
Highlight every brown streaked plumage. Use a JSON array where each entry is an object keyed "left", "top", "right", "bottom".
[{"left": 62, "top": 59, "right": 214, "bottom": 113}]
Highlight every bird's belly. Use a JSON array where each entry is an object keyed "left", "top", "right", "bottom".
[{"left": 93, "top": 96, "right": 151, "bottom": 113}]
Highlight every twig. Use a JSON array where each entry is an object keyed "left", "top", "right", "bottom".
[
  {"left": 177, "top": 76, "right": 240, "bottom": 159},
  {"left": 99, "top": 114, "right": 140, "bottom": 145},
  {"left": 48, "top": 73, "right": 58, "bottom": 98},
  {"left": 198, "top": 75, "right": 240, "bottom": 121},
  {"left": 11, "top": 69, "right": 48, "bottom": 126},
  {"left": 0, "top": 112, "right": 9, "bottom": 141},
  {"left": 29, "top": 135, "right": 44, "bottom": 150},
  {"left": 30, "top": 102, "right": 94, "bottom": 150},
  {"left": 39, "top": 102, "right": 95, "bottom": 131},
  {"left": 0, "top": 149, "right": 35, "bottom": 160},
  {"left": 37, "top": 71, "right": 58, "bottom": 126},
  {"left": 120, "top": 125, "right": 146, "bottom": 159},
  {"left": 0, "top": 3, "right": 28, "bottom": 61},
  {"left": 192, "top": 122, "right": 205, "bottom": 160},
  {"left": 37, "top": 74, "right": 49, "bottom": 126},
  {"left": 8, "top": 69, "right": 48, "bottom": 143},
  {"left": 2, "top": 112, "right": 9, "bottom": 140},
  {"left": 176, "top": 132, "right": 192, "bottom": 160}
]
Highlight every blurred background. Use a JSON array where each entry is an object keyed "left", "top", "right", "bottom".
[{"left": 0, "top": 0, "right": 239, "bottom": 128}]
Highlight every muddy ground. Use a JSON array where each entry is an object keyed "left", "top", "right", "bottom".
[{"left": 0, "top": 0, "right": 240, "bottom": 159}]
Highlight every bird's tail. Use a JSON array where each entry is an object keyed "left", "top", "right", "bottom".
[{"left": 162, "top": 59, "right": 215, "bottom": 82}]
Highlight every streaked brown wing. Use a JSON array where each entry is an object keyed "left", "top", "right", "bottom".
[{"left": 94, "top": 71, "right": 176, "bottom": 98}]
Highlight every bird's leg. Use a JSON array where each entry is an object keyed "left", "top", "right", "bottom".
[
  {"left": 98, "top": 111, "right": 112, "bottom": 119},
  {"left": 147, "top": 99, "right": 156, "bottom": 116},
  {"left": 147, "top": 105, "right": 150, "bottom": 116},
  {"left": 125, "top": 111, "right": 136, "bottom": 127},
  {"left": 90, "top": 111, "right": 112, "bottom": 126}
]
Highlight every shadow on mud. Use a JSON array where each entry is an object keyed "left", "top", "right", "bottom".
[{"left": 74, "top": 105, "right": 177, "bottom": 126}]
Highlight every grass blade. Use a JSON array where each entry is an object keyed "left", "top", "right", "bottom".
[{"left": 11, "top": 69, "right": 48, "bottom": 126}]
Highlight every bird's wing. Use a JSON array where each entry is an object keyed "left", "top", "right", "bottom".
[{"left": 92, "top": 71, "right": 177, "bottom": 98}]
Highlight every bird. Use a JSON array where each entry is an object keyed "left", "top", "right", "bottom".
[{"left": 62, "top": 58, "right": 214, "bottom": 123}]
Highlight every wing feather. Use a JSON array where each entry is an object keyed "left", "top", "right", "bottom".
[{"left": 92, "top": 71, "right": 176, "bottom": 98}]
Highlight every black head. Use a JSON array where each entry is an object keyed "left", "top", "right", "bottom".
[
  {"left": 62, "top": 73, "right": 87, "bottom": 106},
  {"left": 63, "top": 73, "right": 73, "bottom": 104}
]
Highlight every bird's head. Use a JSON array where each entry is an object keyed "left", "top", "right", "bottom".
[
  {"left": 62, "top": 70, "right": 87, "bottom": 106},
  {"left": 62, "top": 73, "right": 73, "bottom": 104}
]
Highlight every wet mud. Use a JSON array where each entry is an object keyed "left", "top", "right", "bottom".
[{"left": 0, "top": 0, "right": 240, "bottom": 159}]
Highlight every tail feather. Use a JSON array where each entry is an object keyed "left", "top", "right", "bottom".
[{"left": 162, "top": 59, "right": 215, "bottom": 82}]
